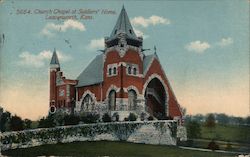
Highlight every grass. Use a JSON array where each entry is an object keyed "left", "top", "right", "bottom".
[
  {"left": 2, "top": 141, "right": 237, "bottom": 157},
  {"left": 200, "top": 124, "right": 250, "bottom": 143}
]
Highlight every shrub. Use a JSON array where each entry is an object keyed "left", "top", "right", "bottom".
[
  {"left": 112, "top": 112, "right": 119, "bottom": 121},
  {"left": 148, "top": 116, "right": 154, "bottom": 121},
  {"left": 140, "top": 112, "right": 146, "bottom": 121},
  {"left": 102, "top": 113, "right": 112, "bottom": 122},
  {"left": 81, "top": 113, "right": 100, "bottom": 123},
  {"left": 64, "top": 114, "right": 80, "bottom": 125},
  {"left": 128, "top": 113, "right": 137, "bottom": 121},
  {"left": 207, "top": 140, "right": 219, "bottom": 150},
  {"left": 124, "top": 117, "right": 129, "bottom": 121}
]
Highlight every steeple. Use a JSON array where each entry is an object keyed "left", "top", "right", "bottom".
[
  {"left": 50, "top": 48, "right": 60, "bottom": 68},
  {"left": 110, "top": 5, "right": 137, "bottom": 39},
  {"left": 105, "top": 6, "right": 143, "bottom": 50}
]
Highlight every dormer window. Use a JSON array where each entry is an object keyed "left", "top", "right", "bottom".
[
  {"left": 107, "top": 63, "right": 118, "bottom": 77},
  {"left": 133, "top": 67, "right": 137, "bottom": 75},
  {"left": 127, "top": 63, "right": 139, "bottom": 76},
  {"left": 109, "top": 68, "right": 112, "bottom": 75},
  {"left": 128, "top": 67, "right": 132, "bottom": 74},
  {"left": 113, "top": 67, "right": 117, "bottom": 75}
]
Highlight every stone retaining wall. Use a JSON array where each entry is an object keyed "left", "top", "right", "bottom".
[{"left": 0, "top": 120, "right": 186, "bottom": 151}]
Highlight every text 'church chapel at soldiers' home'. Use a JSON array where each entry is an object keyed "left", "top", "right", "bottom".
[{"left": 49, "top": 6, "right": 183, "bottom": 121}]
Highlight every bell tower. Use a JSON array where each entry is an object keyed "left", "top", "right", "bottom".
[
  {"left": 49, "top": 48, "right": 60, "bottom": 112},
  {"left": 104, "top": 5, "right": 143, "bottom": 57}
]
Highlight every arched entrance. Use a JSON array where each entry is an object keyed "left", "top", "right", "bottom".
[{"left": 144, "top": 78, "right": 166, "bottom": 119}]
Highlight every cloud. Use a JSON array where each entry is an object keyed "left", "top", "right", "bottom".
[
  {"left": 134, "top": 28, "right": 149, "bottom": 39},
  {"left": 131, "top": 15, "right": 170, "bottom": 28},
  {"left": 185, "top": 41, "right": 211, "bottom": 53},
  {"left": 217, "top": 37, "right": 233, "bottom": 47},
  {"left": 18, "top": 50, "right": 71, "bottom": 68},
  {"left": 87, "top": 38, "right": 104, "bottom": 50},
  {"left": 41, "top": 20, "right": 86, "bottom": 37}
]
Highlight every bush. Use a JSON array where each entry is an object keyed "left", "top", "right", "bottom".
[
  {"left": 102, "top": 113, "right": 111, "bottom": 122},
  {"left": 81, "top": 113, "right": 100, "bottom": 123},
  {"left": 140, "top": 112, "right": 146, "bottom": 121},
  {"left": 207, "top": 140, "right": 219, "bottom": 150},
  {"left": 148, "top": 116, "right": 154, "bottom": 121},
  {"left": 128, "top": 113, "right": 137, "bottom": 121},
  {"left": 64, "top": 114, "right": 80, "bottom": 125},
  {"left": 112, "top": 112, "right": 119, "bottom": 121}
]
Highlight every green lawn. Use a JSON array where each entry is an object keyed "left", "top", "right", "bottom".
[
  {"left": 200, "top": 124, "right": 250, "bottom": 143},
  {"left": 2, "top": 141, "right": 237, "bottom": 157}
]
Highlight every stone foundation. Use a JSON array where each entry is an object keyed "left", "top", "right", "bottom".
[{"left": 0, "top": 120, "right": 186, "bottom": 152}]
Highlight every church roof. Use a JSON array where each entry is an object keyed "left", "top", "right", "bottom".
[
  {"left": 143, "top": 54, "right": 156, "bottom": 74},
  {"left": 110, "top": 5, "right": 137, "bottom": 39},
  {"left": 50, "top": 49, "right": 60, "bottom": 65},
  {"left": 76, "top": 54, "right": 104, "bottom": 87}
]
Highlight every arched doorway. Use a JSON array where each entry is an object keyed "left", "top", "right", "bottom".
[
  {"left": 108, "top": 90, "right": 116, "bottom": 110},
  {"left": 144, "top": 78, "right": 166, "bottom": 119},
  {"left": 81, "top": 94, "right": 95, "bottom": 111},
  {"left": 128, "top": 89, "right": 137, "bottom": 110}
]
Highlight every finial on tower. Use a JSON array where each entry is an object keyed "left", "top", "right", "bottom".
[
  {"left": 154, "top": 46, "right": 157, "bottom": 54},
  {"left": 50, "top": 48, "right": 60, "bottom": 66}
]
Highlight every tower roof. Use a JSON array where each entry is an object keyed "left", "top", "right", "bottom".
[
  {"left": 50, "top": 48, "right": 60, "bottom": 65},
  {"left": 110, "top": 5, "right": 137, "bottom": 39}
]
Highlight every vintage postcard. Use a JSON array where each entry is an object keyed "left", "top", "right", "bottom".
[{"left": 0, "top": 0, "right": 249, "bottom": 156}]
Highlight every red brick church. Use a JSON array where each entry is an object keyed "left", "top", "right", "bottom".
[{"left": 49, "top": 6, "right": 183, "bottom": 121}]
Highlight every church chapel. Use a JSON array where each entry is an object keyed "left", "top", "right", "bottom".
[{"left": 49, "top": 6, "right": 183, "bottom": 121}]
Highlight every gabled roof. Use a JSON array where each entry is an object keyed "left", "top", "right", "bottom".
[
  {"left": 143, "top": 54, "right": 156, "bottom": 74},
  {"left": 110, "top": 5, "right": 137, "bottom": 39},
  {"left": 50, "top": 49, "right": 60, "bottom": 65},
  {"left": 76, "top": 54, "right": 104, "bottom": 87}
]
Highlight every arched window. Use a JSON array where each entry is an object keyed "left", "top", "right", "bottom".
[
  {"left": 128, "top": 89, "right": 137, "bottom": 110},
  {"left": 108, "top": 68, "right": 112, "bottom": 75},
  {"left": 133, "top": 67, "right": 137, "bottom": 75},
  {"left": 81, "top": 94, "right": 94, "bottom": 111},
  {"left": 108, "top": 90, "right": 116, "bottom": 110},
  {"left": 113, "top": 67, "right": 117, "bottom": 75},
  {"left": 128, "top": 66, "right": 131, "bottom": 74}
]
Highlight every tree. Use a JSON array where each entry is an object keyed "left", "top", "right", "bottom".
[
  {"left": 38, "top": 115, "right": 56, "bottom": 128},
  {"left": 186, "top": 121, "right": 201, "bottom": 139},
  {"left": 216, "top": 113, "right": 229, "bottom": 124},
  {"left": 10, "top": 115, "right": 24, "bottom": 131},
  {"left": 246, "top": 116, "right": 250, "bottom": 125},
  {"left": 24, "top": 119, "right": 32, "bottom": 129},
  {"left": 0, "top": 111, "right": 11, "bottom": 132},
  {"left": 205, "top": 114, "right": 216, "bottom": 128}
]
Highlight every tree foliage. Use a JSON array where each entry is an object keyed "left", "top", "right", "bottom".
[
  {"left": 186, "top": 121, "right": 201, "bottom": 139},
  {"left": 205, "top": 114, "right": 216, "bottom": 128}
]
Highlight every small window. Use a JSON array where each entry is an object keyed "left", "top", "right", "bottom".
[
  {"left": 128, "top": 66, "right": 132, "bottom": 74},
  {"left": 129, "top": 29, "right": 132, "bottom": 34},
  {"left": 113, "top": 67, "right": 117, "bottom": 75},
  {"left": 133, "top": 67, "right": 137, "bottom": 75},
  {"left": 114, "top": 29, "right": 117, "bottom": 34},
  {"left": 109, "top": 68, "right": 112, "bottom": 75}
]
